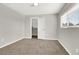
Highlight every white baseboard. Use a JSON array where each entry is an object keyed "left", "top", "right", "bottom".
[
  {"left": 58, "top": 40, "right": 71, "bottom": 55},
  {"left": 38, "top": 38, "right": 58, "bottom": 40},
  {"left": 0, "top": 37, "right": 31, "bottom": 48},
  {"left": 0, "top": 37, "right": 71, "bottom": 55}
]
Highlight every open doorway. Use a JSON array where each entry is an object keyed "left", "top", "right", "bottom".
[{"left": 31, "top": 17, "right": 38, "bottom": 39}]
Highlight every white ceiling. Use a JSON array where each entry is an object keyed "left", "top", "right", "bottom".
[{"left": 3, "top": 3, "right": 65, "bottom": 15}]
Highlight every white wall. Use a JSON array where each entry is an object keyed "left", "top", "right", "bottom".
[
  {"left": 25, "top": 16, "right": 32, "bottom": 38},
  {"left": 26, "top": 14, "right": 58, "bottom": 39},
  {"left": 38, "top": 14, "right": 58, "bottom": 40},
  {"left": 0, "top": 4, "right": 58, "bottom": 48},
  {"left": 0, "top": 4, "right": 26, "bottom": 47},
  {"left": 58, "top": 3, "right": 79, "bottom": 55}
]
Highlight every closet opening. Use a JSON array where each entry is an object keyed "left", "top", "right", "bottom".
[{"left": 31, "top": 17, "right": 38, "bottom": 39}]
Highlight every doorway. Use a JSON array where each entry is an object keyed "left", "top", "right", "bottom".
[{"left": 31, "top": 17, "right": 38, "bottom": 39}]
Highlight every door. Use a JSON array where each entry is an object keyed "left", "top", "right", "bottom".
[{"left": 31, "top": 17, "right": 38, "bottom": 39}]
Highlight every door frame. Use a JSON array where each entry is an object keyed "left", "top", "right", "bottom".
[{"left": 30, "top": 16, "right": 38, "bottom": 39}]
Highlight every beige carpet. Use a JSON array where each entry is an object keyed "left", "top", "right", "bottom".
[{"left": 0, "top": 39, "right": 69, "bottom": 55}]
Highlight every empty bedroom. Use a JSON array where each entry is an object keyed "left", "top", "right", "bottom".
[{"left": 0, "top": 3, "right": 78, "bottom": 55}]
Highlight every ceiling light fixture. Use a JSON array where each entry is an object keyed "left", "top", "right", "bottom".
[
  {"left": 30, "top": 0, "right": 39, "bottom": 7},
  {"left": 30, "top": 3, "right": 39, "bottom": 7},
  {"left": 33, "top": 3, "right": 39, "bottom": 6}
]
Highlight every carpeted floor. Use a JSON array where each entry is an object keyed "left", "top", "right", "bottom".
[{"left": 0, "top": 39, "right": 69, "bottom": 55}]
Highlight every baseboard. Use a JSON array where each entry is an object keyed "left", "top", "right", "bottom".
[
  {"left": 38, "top": 38, "right": 58, "bottom": 40},
  {"left": 0, "top": 37, "right": 31, "bottom": 48},
  {"left": 58, "top": 40, "right": 71, "bottom": 55}
]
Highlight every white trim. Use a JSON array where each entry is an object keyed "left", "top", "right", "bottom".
[
  {"left": 30, "top": 16, "right": 38, "bottom": 39},
  {"left": 58, "top": 40, "right": 71, "bottom": 55},
  {"left": 61, "top": 4, "right": 79, "bottom": 28},
  {"left": 0, "top": 37, "right": 71, "bottom": 55},
  {"left": 38, "top": 38, "right": 71, "bottom": 54},
  {"left": 0, "top": 37, "right": 31, "bottom": 48},
  {"left": 38, "top": 38, "right": 58, "bottom": 40},
  {"left": 30, "top": 17, "right": 32, "bottom": 39}
]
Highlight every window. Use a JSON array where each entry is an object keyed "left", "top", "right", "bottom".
[{"left": 61, "top": 4, "right": 79, "bottom": 28}]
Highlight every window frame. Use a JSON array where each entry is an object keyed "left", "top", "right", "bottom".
[{"left": 61, "top": 4, "right": 79, "bottom": 28}]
